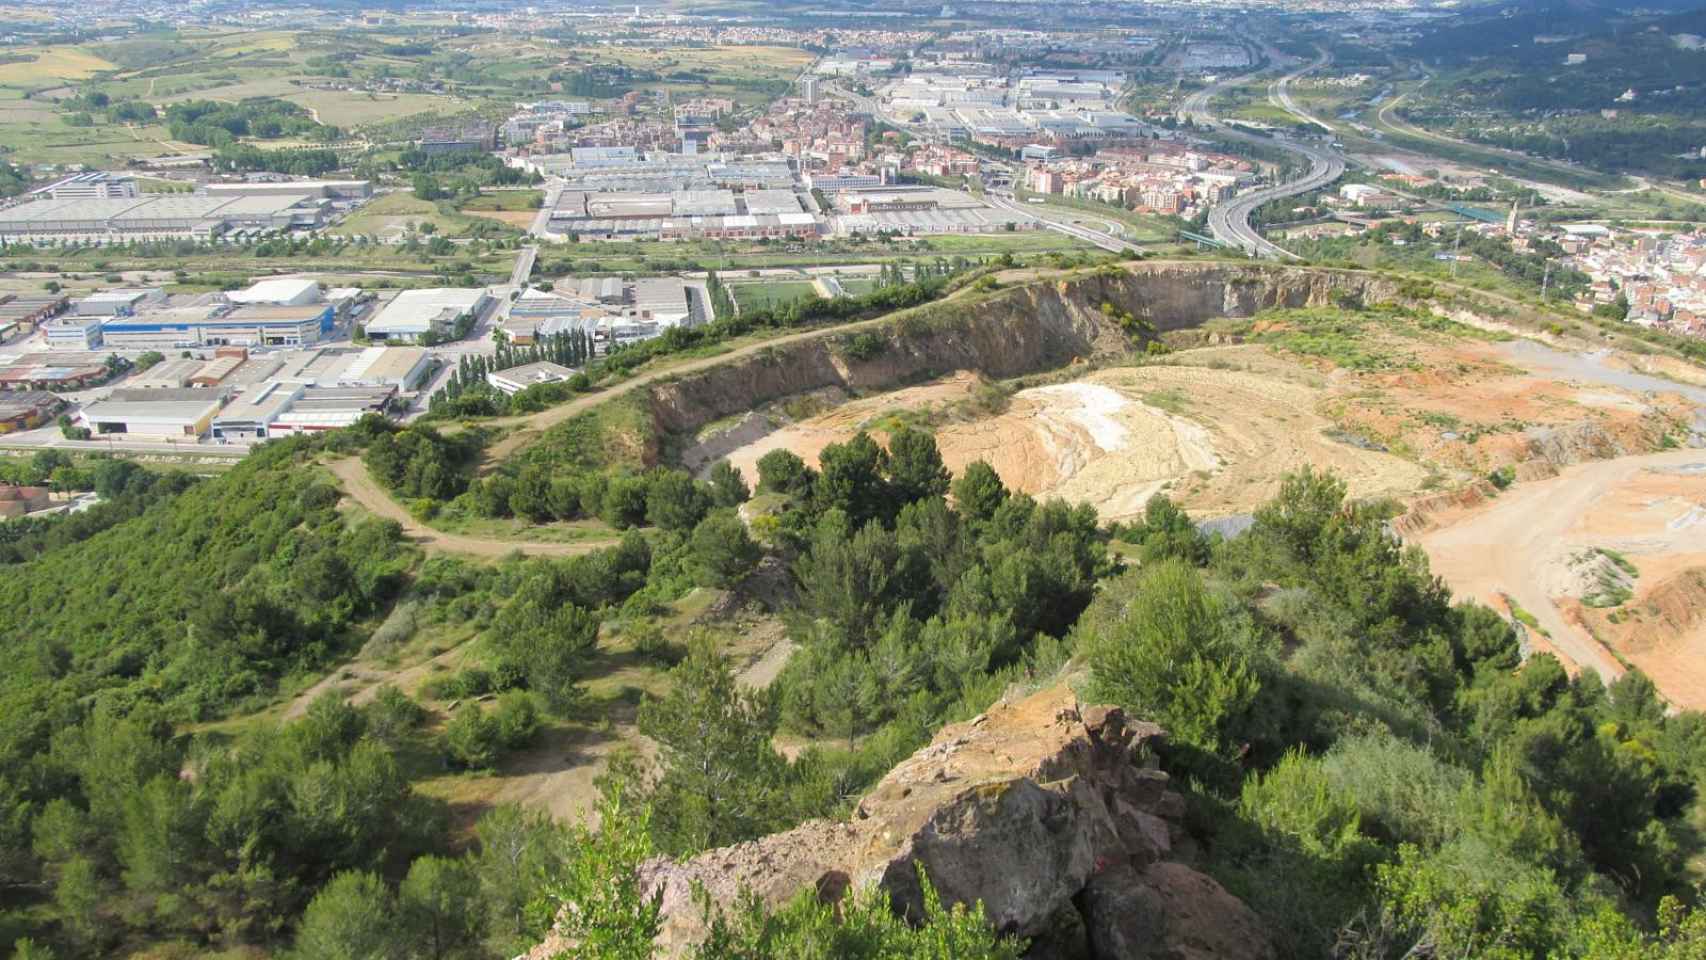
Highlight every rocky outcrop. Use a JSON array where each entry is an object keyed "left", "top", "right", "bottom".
[
  {"left": 529, "top": 685, "right": 1276, "bottom": 960},
  {"left": 644, "top": 262, "right": 1412, "bottom": 440}
]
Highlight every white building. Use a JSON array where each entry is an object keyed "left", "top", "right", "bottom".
[
  {"left": 1340, "top": 183, "right": 1383, "bottom": 204},
  {"left": 73, "top": 288, "right": 165, "bottom": 317},
  {"left": 225, "top": 277, "right": 323, "bottom": 307},
  {"left": 336, "top": 346, "right": 433, "bottom": 390},
  {"left": 30, "top": 172, "right": 138, "bottom": 201},
  {"left": 210, "top": 381, "right": 395, "bottom": 440},
  {"left": 41, "top": 316, "right": 103, "bottom": 350},
  {"left": 487, "top": 360, "right": 578, "bottom": 395},
  {"left": 632, "top": 277, "right": 692, "bottom": 327},
  {"left": 365, "top": 288, "right": 492, "bottom": 344},
  {"left": 80, "top": 389, "right": 226, "bottom": 439}
]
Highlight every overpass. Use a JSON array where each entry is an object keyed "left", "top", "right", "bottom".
[
  {"left": 984, "top": 194, "right": 1145, "bottom": 255},
  {"left": 1185, "top": 47, "right": 1348, "bottom": 258}
]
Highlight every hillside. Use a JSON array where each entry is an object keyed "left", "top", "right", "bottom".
[{"left": 6, "top": 262, "right": 1706, "bottom": 958}]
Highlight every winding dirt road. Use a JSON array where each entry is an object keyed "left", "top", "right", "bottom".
[
  {"left": 329, "top": 285, "right": 987, "bottom": 554},
  {"left": 329, "top": 457, "right": 617, "bottom": 557},
  {"left": 476, "top": 272, "right": 1025, "bottom": 462},
  {"left": 1418, "top": 449, "right": 1706, "bottom": 680}
]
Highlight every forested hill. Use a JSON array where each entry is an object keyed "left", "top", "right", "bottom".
[
  {"left": 8, "top": 409, "right": 1706, "bottom": 957},
  {"left": 0, "top": 432, "right": 413, "bottom": 725}
]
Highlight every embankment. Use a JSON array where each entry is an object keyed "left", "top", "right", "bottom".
[{"left": 644, "top": 261, "right": 1413, "bottom": 440}]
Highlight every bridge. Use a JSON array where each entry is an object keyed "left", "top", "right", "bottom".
[{"left": 1179, "top": 230, "right": 1228, "bottom": 250}]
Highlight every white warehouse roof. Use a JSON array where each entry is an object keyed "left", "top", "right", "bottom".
[
  {"left": 226, "top": 277, "right": 322, "bottom": 305},
  {"left": 367, "top": 288, "right": 489, "bottom": 335}
]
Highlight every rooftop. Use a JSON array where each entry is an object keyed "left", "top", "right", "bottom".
[
  {"left": 368, "top": 288, "right": 489, "bottom": 334},
  {"left": 226, "top": 277, "right": 322, "bottom": 305},
  {"left": 83, "top": 389, "right": 226, "bottom": 422}
]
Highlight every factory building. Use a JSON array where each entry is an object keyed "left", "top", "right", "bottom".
[
  {"left": 0, "top": 354, "right": 113, "bottom": 392},
  {"left": 99, "top": 303, "right": 336, "bottom": 349},
  {"left": 224, "top": 277, "right": 324, "bottom": 307},
  {"left": 0, "top": 294, "right": 69, "bottom": 339},
  {"left": 210, "top": 381, "right": 396, "bottom": 440},
  {"left": 79, "top": 389, "right": 227, "bottom": 439},
  {"left": 0, "top": 194, "right": 328, "bottom": 244},
  {"left": 203, "top": 180, "right": 373, "bottom": 200},
  {"left": 0, "top": 392, "right": 64, "bottom": 433},
  {"left": 130, "top": 357, "right": 207, "bottom": 390},
  {"left": 29, "top": 172, "right": 139, "bottom": 201},
  {"left": 73, "top": 288, "right": 166, "bottom": 317},
  {"left": 41, "top": 316, "right": 104, "bottom": 350},
  {"left": 365, "top": 288, "right": 492, "bottom": 344}
]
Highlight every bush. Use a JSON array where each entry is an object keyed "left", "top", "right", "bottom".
[
  {"left": 444, "top": 704, "right": 502, "bottom": 769},
  {"left": 1082, "top": 561, "right": 1263, "bottom": 754},
  {"left": 688, "top": 510, "right": 762, "bottom": 588}
]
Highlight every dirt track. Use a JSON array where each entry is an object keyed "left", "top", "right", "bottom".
[
  {"left": 1417, "top": 449, "right": 1706, "bottom": 685},
  {"left": 476, "top": 273, "right": 1019, "bottom": 464},
  {"left": 329, "top": 457, "right": 618, "bottom": 558}
]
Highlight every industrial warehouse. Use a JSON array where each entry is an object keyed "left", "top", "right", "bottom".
[
  {"left": 0, "top": 178, "right": 373, "bottom": 244},
  {"left": 34, "top": 279, "right": 367, "bottom": 350},
  {"left": 545, "top": 186, "right": 821, "bottom": 241}
]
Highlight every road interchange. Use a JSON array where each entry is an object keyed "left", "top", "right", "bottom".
[{"left": 1183, "top": 49, "right": 1348, "bottom": 258}]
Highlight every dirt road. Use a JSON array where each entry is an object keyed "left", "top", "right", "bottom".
[
  {"left": 329, "top": 457, "right": 618, "bottom": 558},
  {"left": 477, "top": 285, "right": 992, "bottom": 463},
  {"left": 1418, "top": 449, "right": 1706, "bottom": 680}
]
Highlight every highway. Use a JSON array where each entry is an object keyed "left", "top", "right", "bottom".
[
  {"left": 1185, "top": 50, "right": 1348, "bottom": 258},
  {"left": 984, "top": 194, "right": 1144, "bottom": 255}
]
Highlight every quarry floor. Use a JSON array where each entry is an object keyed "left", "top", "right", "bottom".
[{"left": 704, "top": 332, "right": 1706, "bottom": 707}]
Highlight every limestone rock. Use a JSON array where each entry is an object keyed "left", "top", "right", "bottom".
[
  {"left": 1078, "top": 862, "right": 1278, "bottom": 960},
  {"left": 527, "top": 684, "right": 1274, "bottom": 960}
]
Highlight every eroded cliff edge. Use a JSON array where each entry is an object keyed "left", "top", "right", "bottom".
[{"left": 527, "top": 684, "right": 1277, "bottom": 960}]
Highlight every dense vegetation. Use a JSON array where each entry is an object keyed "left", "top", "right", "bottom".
[
  {"left": 1088, "top": 471, "right": 1706, "bottom": 958},
  {"left": 1404, "top": 6, "right": 1706, "bottom": 180},
  {"left": 163, "top": 98, "right": 336, "bottom": 147},
  {"left": 9, "top": 383, "right": 1706, "bottom": 957}
]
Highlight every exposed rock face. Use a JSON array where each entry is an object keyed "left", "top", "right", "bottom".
[
  {"left": 531, "top": 685, "right": 1277, "bottom": 960},
  {"left": 644, "top": 262, "right": 1414, "bottom": 440}
]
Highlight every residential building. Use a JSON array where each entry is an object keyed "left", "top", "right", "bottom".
[
  {"left": 0, "top": 484, "right": 52, "bottom": 518},
  {"left": 418, "top": 123, "right": 498, "bottom": 155},
  {"left": 1029, "top": 169, "right": 1064, "bottom": 194},
  {"left": 804, "top": 172, "right": 885, "bottom": 191}
]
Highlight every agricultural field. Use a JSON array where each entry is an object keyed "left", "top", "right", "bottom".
[
  {"left": 0, "top": 45, "right": 115, "bottom": 84},
  {"left": 0, "top": 28, "right": 490, "bottom": 164}
]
